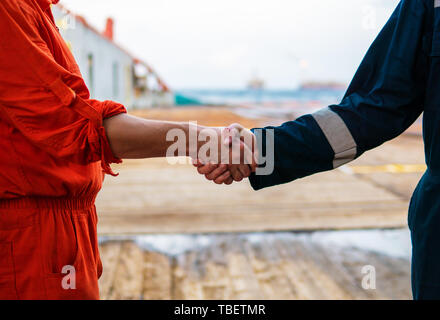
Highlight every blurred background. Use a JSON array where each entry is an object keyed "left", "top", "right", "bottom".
[{"left": 55, "top": 0, "right": 422, "bottom": 299}]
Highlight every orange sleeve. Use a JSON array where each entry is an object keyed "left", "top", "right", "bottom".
[{"left": 0, "top": 0, "right": 126, "bottom": 176}]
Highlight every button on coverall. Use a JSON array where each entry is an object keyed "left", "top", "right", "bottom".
[
  {"left": 249, "top": 0, "right": 440, "bottom": 299},
  {"left": 0, "top": 0, "right": 126, "bottom": 299}
]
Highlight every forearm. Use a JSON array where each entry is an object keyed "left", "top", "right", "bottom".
[{"left": 103, "top": 113, "right": 201, "bottom": 159}]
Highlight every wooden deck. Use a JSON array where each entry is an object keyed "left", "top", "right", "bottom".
[
  {"left": 96, "top": 134, "right": 424, "bottom": 235},
  {"left": 98, "top": 236, "right": 411, "bottom": 300}
]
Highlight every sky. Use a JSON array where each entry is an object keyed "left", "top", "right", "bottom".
[{"left": 61, "top": 0, "right": 399, "bottom": 89}]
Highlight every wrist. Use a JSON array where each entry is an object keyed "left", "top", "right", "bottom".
[{"left": 184, "top": 122, "right": 207, "bottom": 158}]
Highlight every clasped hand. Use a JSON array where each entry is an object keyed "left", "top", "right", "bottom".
[{"left": 193, "top": 123, "right": 258, "bottom": 185}]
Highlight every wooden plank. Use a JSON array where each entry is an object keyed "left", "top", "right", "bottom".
[
  {"left": 271, "top": 240, "right": 317, "bottom": 300},
  {"left": 358, "top": 251, "right": 411, "bottom": 300},
  {"left": 200, "top": 238, "right": 232, "bottom": 300},
  {"left": 244, "top": 239, "right": 296, "bottom": 300},
  {"left": 97, "top": 202, "right": 408, "bottom": 235},
  {"left": 108, "top": 241, "right": 144, "bottom": 300},
  {"left": 172, "top": 251, "right": 204, "bottom": 300},
  {"left": 171, "top": 255, "right": 185, "bottom": 300},
  {"left": 301, "top": 242, "right": 377, "bottom": 300},
  {"left": 143, "top": 251, "right": 172, "bottom": 300},
  {"left": 278, "top": 241, "right": 344, "bottom": 300},
  {"left": 224, "top": 238, "right": 262, "bottom": 300},
  {"left": 98, "top": 242, "right": 122, "bottom": 300}
]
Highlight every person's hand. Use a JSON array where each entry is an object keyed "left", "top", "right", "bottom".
[{"left": 194, "top": 123, "right": 258, "bottom": 184}]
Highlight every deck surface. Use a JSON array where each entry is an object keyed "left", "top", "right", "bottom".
[
  {"left": 96, "top": 135, "right": 424, "bottom": 234},
  {"left": 98, "top": 236, "right": 411, "bottom": 300}
]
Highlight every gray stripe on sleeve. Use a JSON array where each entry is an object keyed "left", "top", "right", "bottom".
[
  {"left": 436, "top": 0, "right": 440, "bottom": 8},
  {"left": 312, "top": 107, "right": 357, "bottom": 168}
]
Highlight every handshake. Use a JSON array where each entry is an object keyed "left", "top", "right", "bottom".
[{"left": 192, "top": 123, "right": 259, "bottom": 185}]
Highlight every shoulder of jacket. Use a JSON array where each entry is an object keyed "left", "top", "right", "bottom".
[{"left": 0, "top": 0, "right": 39, "bottom": 18}]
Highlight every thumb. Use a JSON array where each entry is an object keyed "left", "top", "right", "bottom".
[{"left": 225, "top": 123, "right": 245, "bottom": 146}]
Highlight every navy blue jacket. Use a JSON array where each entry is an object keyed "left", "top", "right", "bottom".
[{"left": 249, "top": 0, "right": 440, "bottom": 299}]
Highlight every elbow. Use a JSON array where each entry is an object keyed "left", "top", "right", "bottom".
[{"left": 103, "top": 114, "right": 129, "bottom": 159}]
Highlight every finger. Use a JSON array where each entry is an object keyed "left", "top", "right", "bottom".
[
  {"left": 192, "top": 159, "right": 203, "bottom": 167},
  {"left": 230, "top": 127, "right": 241, "bottom": 142},
  {"left": 230, "top": 165, "right": 244, "bottom": 182},
  {"left": 245, "top": 146, "right": 258, "bottom": 173},
  {"left": 223, "top": 123, "right": 244, "bottom": 146},
  {"left": 250, "top": 151, "right": 258, "bottom": 172},
  {"left": 206, "top": 164, "right": 228, "bottom": 181},
  {"left": 197, "top": 163, "right": 219, "bottom": 175},
  {"left": 228, "top": 123, "right": 245, "bottom": 133},
  {"left": 214, "top": 170, "right": 231, "bottom": 184},
  {"left": 248, "top": 135, "right": 259, "bottom": 172},
  {"left": 229, "top": 127, "right": 256, "bottom": 162},
  {"left": 235, "top": 141, "right": 254, "bottom": 174},
  {"left": 238, "top": 132, "right": 258, "bottom": 171},
  {"left": 221, "top": 127, "right": 231, "bottom": 145},
  {"left": 224, "top": 177, "right": 234, "bottom": 185},
  {"left": 237, "top": 164, "right": 251, "bottom": 178}
]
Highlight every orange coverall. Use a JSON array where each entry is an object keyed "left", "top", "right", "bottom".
[{"left": 0, "top": 0, "right": 126, "bottom": 299}]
